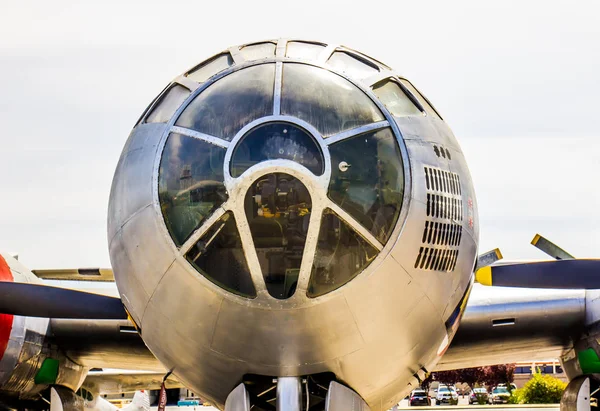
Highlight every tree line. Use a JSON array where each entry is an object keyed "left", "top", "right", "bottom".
[{"left": 422, "top": 364, "right": 516, "bottom": 392}]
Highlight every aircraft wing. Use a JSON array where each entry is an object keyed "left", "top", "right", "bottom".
[
  {"left": 53, "top": 281, "right": 584, "bottom": 374},
  {"left": 82, "top": 371, "right": 182, "bottom": 394},
  {"left": 436, "top": 283, "right": 586, "bottom": 370},
  {"left": 49, "top": 318, "right": 164, "bottom": 372}
]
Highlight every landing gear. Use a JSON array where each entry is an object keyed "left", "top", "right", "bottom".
[
  {"left": 225, "top": 376, "right": 370, "bottom": 411},
  {"left": 276, "top": 378, "right": 302, "bottom": 411},
  {"left": 49, "top": 387, "right": 84, "bottom": 411},
  {"left": 561, "top": 376, "right": 590, "bottom": 411},
  {"left": 225, "top": 383, "right": 251, "bottom": 411},
  {"left": 325, "top": 382, "right": 369, "bottom": 411}
]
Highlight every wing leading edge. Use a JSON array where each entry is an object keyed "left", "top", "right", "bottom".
[
  {"left": 436, "top": 283, "right": 586, "bottom": 371},
  {"left": 49, "top": 319, "right": 164, "bottom": 372}
]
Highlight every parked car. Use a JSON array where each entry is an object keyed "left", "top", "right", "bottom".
[
  {"left": 490, "top": 386, "right": 511, "bottom": 404},
  {"left": 497, "top": 383, "right": 517, "bottom": 391},
  {"left": 409, "top": 389, "right": 431, "bottom": 406},
  {"left": 469, "top": 388, "right": 489, "bottom": 404},
  {"left": 436, "top": 385, "right": 458, "bottom": 405}
]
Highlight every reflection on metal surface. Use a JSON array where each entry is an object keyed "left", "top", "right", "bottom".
[
  {"left": 245, "top": 173, "right": 312, "bottom": 299},
  {"left": 158, "top": 133, "right": 227, "bottom": 246},
  {"left": 281, "top": 64, "right": 384, "bottom": 137},
  {"left": 231, "top": 122, "right": 324, "bottom": 177},
  {"left": 145, "top": 85, "right": 190, "bottom": 124},
  {"left": 186, "top": 53, "right": 234, "bottom": 83},
  {"left": 176, "top": 64, "right": 275, "bottom": 140},
  {"left": 307, "top": 209, "right": 378, "bottom": 297},
  {"left": 186, "top": 212, "right": 256, "bottom": 298},
  {"left": 328, "top": 128, "right": 404, "bottom": 244}
]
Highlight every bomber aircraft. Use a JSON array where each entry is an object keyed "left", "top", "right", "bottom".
[{"left": 1, "top": 39, "right": 598, "bottom": 411}]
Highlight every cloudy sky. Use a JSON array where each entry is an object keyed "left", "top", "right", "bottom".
[{"left": 0, "top": 0, "right": 598, "bottom": 268}]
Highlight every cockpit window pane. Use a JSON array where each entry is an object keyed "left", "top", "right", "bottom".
[
  {"left": 240, "top": 42, "right": 276, "bottom": 60},
  {"left": 176, "top": 64, "right": 275, "bottom": 140},
  {"left": 372, "top": 80, "right": 423, "bottom": 117},
  {"left": 286, "top": 41, "right": 325, "bottom": 60},
  {"left": 186, "top": 211, "right": 256, "bottom": 298},
  {"left": 327, "top": 51, "right": 379, "bottom": 79},
  {"left": 186, "top": 53, "right": 234, "bottom": 83},
  {"left": 398, "top": 78, "right": 443, "bottom": 120},
  {"left": 328, "top": 128, "right": 404, "bottom": 244},
  {"left": 281, "top": 64, "right": 384, "bottom": 137},
  {"left": 307, "top": 209, "right": 378, "bottom": 297},
  {"left": 158, "top": 133, "right": 227, "bottom": 246},
  {"left": 231, "top": 122, "right": 324, "bottom": 177},
  {"left": 245, "top": 173, "right": 311, "bottom": 299},
  {"left": 145, "top": 84, "right": 190, "bottom": 124}
]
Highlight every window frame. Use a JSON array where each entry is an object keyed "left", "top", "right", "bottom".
[
  {"left": 397, "top": 77, "right": 444, "bottom": 120},
  {"left": 371, "top": 77, "right": 426, "bottom": 116}
]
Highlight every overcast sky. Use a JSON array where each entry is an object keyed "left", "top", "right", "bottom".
[{"left": 0, "top": 0, "right": 599, "bottom": 268}]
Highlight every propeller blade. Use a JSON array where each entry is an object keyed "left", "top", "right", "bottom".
[
  {"left": 531, "top": 234, "right": 574, "bottom": 260},
  {"left": 50, "top": 388, "right": 63, "bottom": 411},
  {"left": 475, "top": 259, "right": 600, "bottom": 289},
  {"left": 0, "top": 282, "right": 127, "bottom": 319},
  {"left": 476, "top": 248, "right": 503, "bottom": 270}
]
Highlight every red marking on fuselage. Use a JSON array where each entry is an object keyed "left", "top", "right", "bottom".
[{"left": 0, "top": 254, "right": 14, "bottom": 362}]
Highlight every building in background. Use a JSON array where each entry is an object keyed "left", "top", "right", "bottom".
[{"left": 513, "top": 361, "right": 566, "bottom": 387}]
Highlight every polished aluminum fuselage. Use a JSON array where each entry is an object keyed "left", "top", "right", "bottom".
[{"left": 108, "top": 41, "right": 479, "bottom": 411}]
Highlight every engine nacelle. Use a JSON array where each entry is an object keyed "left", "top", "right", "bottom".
[{"left": 0, "top": 254, "right": 87, "bottom": 405}]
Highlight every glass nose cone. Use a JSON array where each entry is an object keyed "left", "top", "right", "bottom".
[
  {"left": 231, "top": 122, "right": 324, "bottom": 177},
  {"left": 244, "top": 173, "right": 312, "bottom": 299}
]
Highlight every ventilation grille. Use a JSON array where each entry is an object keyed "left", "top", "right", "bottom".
[
  {"left": 414, "top": 247, "right": 459, "bottom": 272},
  {"left": 422, "top": 221, "right": 462, "bottom": 246},
  {"left": 426, "top": 194, "right": 462, "bottom": 221},
  {"left": 415, "top": 166, "right": 464, "bottom": 272},
  {"left": 425, "top": 166, "right": 461, "bottom": 195}
]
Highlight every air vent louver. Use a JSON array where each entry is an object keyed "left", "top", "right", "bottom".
[{"left": 415, "top": 166, "right": 464, "bottom": 272}]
